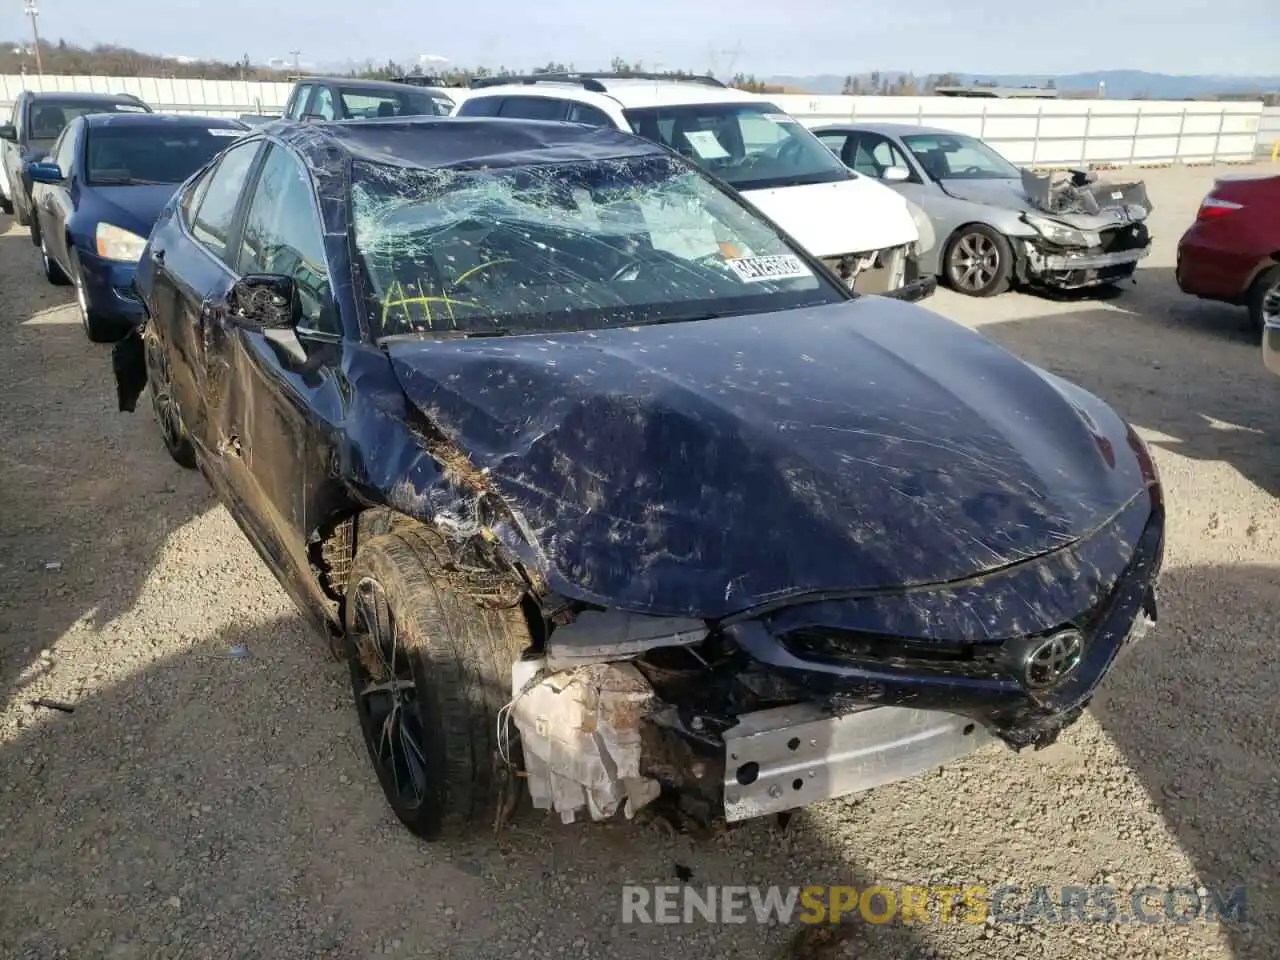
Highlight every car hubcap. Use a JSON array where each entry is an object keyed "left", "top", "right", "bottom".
[
  {"left": 74, "top": 271, "right": 89, "bottom": 326},
  {"left": 950, "top": 233, "right": 999, "bottom": 291},
  {"left": 350, "top": 577, "right": 428, "bottom": 809},
  {"left": 1263, "top": 283, "right": 1280, "bottom": 327}
]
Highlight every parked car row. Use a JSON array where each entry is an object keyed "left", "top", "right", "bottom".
[
  {"left": 33, "top": 91, "right": 1162, "bottom": 842},
  {"left": 3, "top": 95, "right": 251, "bottom": 341},
  {"left": 449, "top": 73, "right": 937, "bottom": 302},
  {"left": 1174, "top": 171, "right": 1280, "bottom": 376}
]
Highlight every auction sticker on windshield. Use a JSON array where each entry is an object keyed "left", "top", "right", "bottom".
[{"left": 726, "top": 254, "right": 813, "bottom": 283}]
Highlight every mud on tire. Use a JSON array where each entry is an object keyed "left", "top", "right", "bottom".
[{"left": 344, "top": 525, "right": 532, "bottom": 841}]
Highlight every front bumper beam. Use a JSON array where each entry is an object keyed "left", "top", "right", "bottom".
[
  {"left": 721, "top": 701, "right": 988, "bottom": 821},
  {"left": 882, "top": 274, "right": 938, "bottom": 303}
]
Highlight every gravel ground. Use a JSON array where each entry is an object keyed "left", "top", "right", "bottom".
[{"left": 1, "top": 162, "right": 1278, "bottom": 960}]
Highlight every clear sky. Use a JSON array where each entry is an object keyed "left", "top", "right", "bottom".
[{"left": 5, "top": 0, "right": 1278, "bottom": 77}]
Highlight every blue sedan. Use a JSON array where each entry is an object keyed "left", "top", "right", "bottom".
[{"left": 27, "top": 112, "right": 248, "bottom": 341}]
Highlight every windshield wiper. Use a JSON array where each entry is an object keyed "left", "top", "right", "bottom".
[
  {"left": 92, "top": 177, "right": 168, "bottom": 186},
  {"left": 421, "top": 328, "right": 514, "bottom": 340}
]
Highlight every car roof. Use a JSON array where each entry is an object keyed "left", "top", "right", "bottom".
[
  {"left": 267, "top": 115, "right": 669, "bottom": 172},
  {"left": 83, "top": 112, "right": 246, "bottom": 129},
  {"left": 26, "top": 91, "right": 146, "bottom": 105},
  {"left": 812, "top": 121, "right": 966, "bottom": 138},
  {"left": 464, "top": 78, "right": 768, "bottom": 112},
  {"left": 294, "top": 76, "right": 448, "bottom": 95}
]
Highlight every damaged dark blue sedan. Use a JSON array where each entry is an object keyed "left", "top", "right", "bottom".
[{"left": 112, "top": 116, "right": 1163, "bottom": 840}]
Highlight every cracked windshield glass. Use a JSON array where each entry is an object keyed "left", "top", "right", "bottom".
[{"left": 352, "top": 153, "right": 844, "bottom": 338}]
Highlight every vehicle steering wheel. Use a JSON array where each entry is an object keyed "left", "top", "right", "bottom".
[{"left": 960, "top": 165, "right": 985, "bottom": 175}]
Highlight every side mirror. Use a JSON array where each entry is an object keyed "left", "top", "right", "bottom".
[
  {"left": 227, "top": 274, "right": 298, "bottom": 329},
  {"left": 0, "top": 123, "right": 16, "bottom": 142},
  {"left": 26, "top": 161, "right": 64, "bottom": 184},
  {"left": 882, "top": 166, "right": 911, "bottom": 183}
]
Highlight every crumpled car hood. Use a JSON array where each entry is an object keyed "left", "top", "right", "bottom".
[
  {"left": 940, "top": 175, "right": 1151, "bottom": 231},
  {"left": 385, "top": 298, "right": 1148, "bottom": 618},
  {"left": 938, "top": 177, "right": 1037, "bottom": 213}
]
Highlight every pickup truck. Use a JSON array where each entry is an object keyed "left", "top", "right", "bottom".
[
  {"left": 241, "top": 76, "right": 457, "bottom": 127},
  {"left": 1, "top": 91, "right": 151, "bottom": 226}
]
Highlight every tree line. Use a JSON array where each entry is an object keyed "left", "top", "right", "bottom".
[
  {"left": 0, "top": 39, "right": 286, "bottom": 81},
  {"left": 0, "top": 39, "right": 970, "bottom": 96}
]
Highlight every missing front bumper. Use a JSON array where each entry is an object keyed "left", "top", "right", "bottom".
[
  {"left": 1022, "top": 241, "right": 1150, "bottom": 290},
  {"left": 721, "top": 702, "right": 989, "bottom": 821}
]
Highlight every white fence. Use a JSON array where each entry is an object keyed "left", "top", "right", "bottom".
[{"left": 1, "top": 73, "right": 1269, "bottom": 168}]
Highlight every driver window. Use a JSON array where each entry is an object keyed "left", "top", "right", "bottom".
[
  {"left": 857, "top": 135, "right": 912, "bottom": 178},
  {"left": 236, "top": 144, "right": 336, "bottom": 334},
  {"left": 311, "top": 87, "right": 336, "bottom": 121},
  {"left": 287, "top": 84, "right": 313, "bottom": 120}
]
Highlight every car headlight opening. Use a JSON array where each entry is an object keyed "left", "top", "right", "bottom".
[
  {"left": 1023, "top": 213, "right": 1099, "bottom": 249},
  {"left": 96, "top": 223, "right": 148, "bottom": 263}
]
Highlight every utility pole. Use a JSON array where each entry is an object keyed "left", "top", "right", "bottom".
[{"left": 23, "top": 0, "right": 43, "bottom": 78}]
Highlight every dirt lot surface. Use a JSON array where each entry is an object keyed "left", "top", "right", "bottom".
[{"left": 2, "top": 162, "right": 1278, "bottom": 960}]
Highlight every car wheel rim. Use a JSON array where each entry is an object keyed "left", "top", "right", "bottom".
[
  {"left": 147, "top": 338, "right": 184, "bottom": 451},
  {"left": 949, "top": 233, "right": 999, "bottom": 292},
  {"left": 74, "top": 270, "right": 89, "bottom": 326},
  {"left": 350, "top": 576, "right": 429, "bottom": 810},
  {"left": 1263, "top": 283, "right": 1280, "bottom": 326}
]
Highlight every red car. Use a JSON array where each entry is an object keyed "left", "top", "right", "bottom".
[{"left": 1176, "top": 173, "right": 1280, "bottom": 335}]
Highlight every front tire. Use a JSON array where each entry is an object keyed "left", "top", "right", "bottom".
[
  {"left": 70, "top": 250, "right": 114, "bottom": 343},
  {"left": 344, "top": 526, "right": 531, "bottom": 841},
  {"left": 944, "top": 224, "right": 1013, "bottom": 297},
  {"left": 40, "top": 232, "right": 68, "bottom": 286},
  {"left": 1247, "top": 265, "right": 1280, "bottom": 337}
]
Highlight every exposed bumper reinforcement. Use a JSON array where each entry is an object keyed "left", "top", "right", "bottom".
[
  {"left": 720, "top": 702, "right": 990, "bottom": 822},
  {"left": 1039, "top": 247, "right": 1149, "bottom": 272},
  {"left": 882, "top": 274, "right": 938, "bottom": 303}
]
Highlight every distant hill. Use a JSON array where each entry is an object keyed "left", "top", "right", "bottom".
[{"left": 765, "top": 70, "right": 1280, "bottom": 99}]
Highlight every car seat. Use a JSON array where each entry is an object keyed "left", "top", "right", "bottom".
[{"left": 377, "top": 101, "right": 396, "bottom": 118}]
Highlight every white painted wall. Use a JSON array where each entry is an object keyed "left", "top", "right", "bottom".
[{"left": 1, "top": 74, "right": 1266, "bottom": 167}]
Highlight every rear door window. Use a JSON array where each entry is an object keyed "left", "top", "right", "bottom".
[
  {"left": 455, "top": 96, "right": 503, "bottom": 117},
  {"left": 496, "top": 97, "right": 568, "bottom": 121},
  {"left": 190, "top": 141, "right": 263, "bottom": 262},
  {"left": 566, "top": 102, "right": 616, "bottom": 128}
]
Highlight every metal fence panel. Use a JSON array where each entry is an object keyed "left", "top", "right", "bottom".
[{"left": 0, "top": 75, "right": 1270, "bottom": 167}]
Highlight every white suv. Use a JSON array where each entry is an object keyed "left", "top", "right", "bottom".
[{"left": 453, "top": 73, "right": 936, "bottom": 301}]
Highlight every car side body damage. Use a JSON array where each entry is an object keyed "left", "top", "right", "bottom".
[{"left": 113, "top": 117, "right": 1164, "bottom": 833}]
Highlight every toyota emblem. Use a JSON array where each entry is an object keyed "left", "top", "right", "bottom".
[{"left": 1023, "top": 630, "right": 1084, "bottom": 690}]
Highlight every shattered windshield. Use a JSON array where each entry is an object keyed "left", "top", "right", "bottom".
[
  {"left": 352, "top": 153, "right": 846, "bottom": 339},
  {"left": 901, "top": 133, "right": 1022, "bottom": 181},
  {"left": 622, "top": 102, "right": 851, "bottom": 191}
]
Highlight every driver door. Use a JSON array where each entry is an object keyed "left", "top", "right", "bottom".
[{"left": 202, "top": 141, "right": 348, "bottom": 569}]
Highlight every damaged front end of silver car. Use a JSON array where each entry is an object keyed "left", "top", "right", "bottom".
[{"left": 1015, "top": 168, "right": 1154, "bottom": 291}]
